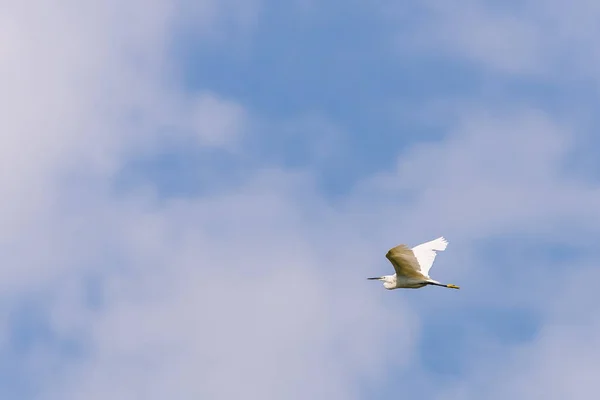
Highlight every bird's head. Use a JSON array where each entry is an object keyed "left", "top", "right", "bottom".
[{"left": 367, "top": 275, "right": 395, "bottom": 288}]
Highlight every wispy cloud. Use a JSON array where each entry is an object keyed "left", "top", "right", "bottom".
[
  {"left": 3, "top": 0, "right": 600, "bottom": 399},
  {"left": 396, "top": 0, "right": 600, "bottom": 80},
  {"left": 0, "top": 1, "right": 416, "bottom": 399}
]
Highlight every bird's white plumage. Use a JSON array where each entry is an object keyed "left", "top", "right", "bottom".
[
  {"left": 368, "top": 235, "right": 458, "bottom": 290},
  {"left": 410, "top": 236, "right": 448, "bottom": 277}
]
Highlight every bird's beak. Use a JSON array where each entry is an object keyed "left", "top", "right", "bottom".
[{"left": 367, "top": 277, "right": 382, "bottom": 280}]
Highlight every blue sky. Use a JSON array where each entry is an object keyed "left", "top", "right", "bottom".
[{"left": 3, "top": 0, "right": 600, "bottom": 399}]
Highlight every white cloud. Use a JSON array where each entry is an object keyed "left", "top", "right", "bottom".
[
  {"left": 0, "top": 1, "right": 417, "bottom": 399},
  {"left": 393, "top": 0, "right": 600, "bottom": 79},
  {"left": 189, "top": 92, "right": 247, "bottom": 147},
  {"left": 0, "top": 0, "right": 256, "bottom": 289},
  {"left": 347, "top": 102, "right": 600, "bottom": 399},
  {"left": 32, "top": 172, "right": 417, "bottom": 400},
  {"left": 355, "top": 109, "right": 572, "bottom": 233},
  {"left": 4, "top": 0, "right": 600, "bottom": 399},
  {"left": 379, "top": 0, "right": 600, "bottom": 396},
  {"left": 431, "top": 260, "right": 600, "bottom": 400}
]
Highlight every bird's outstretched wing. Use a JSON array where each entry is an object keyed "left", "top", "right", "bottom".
[
  {"left": 385, "top": 244, "right": 423, "bottom": 278},
  {"left": 410, "top": 236, "right": 448, "bottom": 277}
]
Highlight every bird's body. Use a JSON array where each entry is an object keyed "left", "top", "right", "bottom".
[{"left": 368, "top": 236, "right": 460, "bottom": 290}]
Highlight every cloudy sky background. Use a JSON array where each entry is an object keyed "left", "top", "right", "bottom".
[{"left": 2, "top": 0, "right": 600, "bottom": 399}]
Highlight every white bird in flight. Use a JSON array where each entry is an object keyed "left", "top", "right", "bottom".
[{"left": 368, "top": 236, "right": 460, "bottom": 290}]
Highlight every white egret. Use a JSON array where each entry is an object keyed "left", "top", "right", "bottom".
[{"left": 368, "top": 236, "right": 459, "bottom": 290}]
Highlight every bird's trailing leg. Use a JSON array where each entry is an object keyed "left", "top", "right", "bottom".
[{"left": 427, "top": 281, "right": 460, "bottom": 289}]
